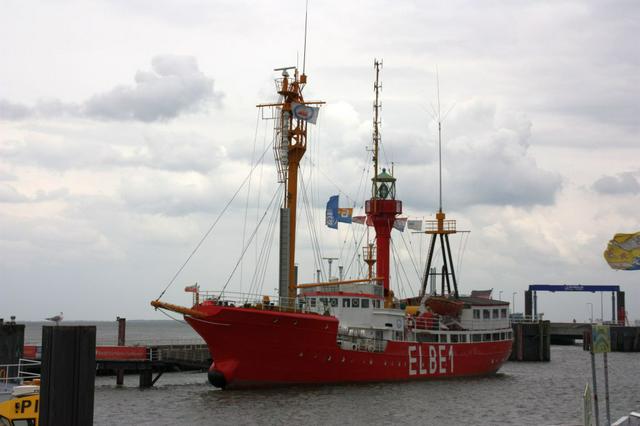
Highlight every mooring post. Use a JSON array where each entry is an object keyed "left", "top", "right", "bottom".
[
  {"left": 611, "top": 292, "right": 616, "bottom": 323},
  {"left": 0, "top": 319, "right": 24, "bottom": 380},
  {"left": 40, "top": 325, "right": 96, "bottom": 426},
  {"left": 116, "top": 316, "right": 126, "bottom": 386},
  {"left": 617, "top": 291, "right": 625, "bottom": 325},
  {"left": 603, "top": 352, "right": 611, "bottom": 426},
  {"left": 139, "top": 369, "right": 153, "bottom": 388},
  {"left": 524, "top": 290, "right": 532, "bottom": 319},
  {"left": 590, "top": 350, "right": 600, "bottom": 426}
]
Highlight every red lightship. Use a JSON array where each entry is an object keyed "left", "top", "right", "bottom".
[{"left": 152, "top": 59, "right": 512, "bottom": 389}]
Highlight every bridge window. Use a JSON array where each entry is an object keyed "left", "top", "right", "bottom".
[
  {"left": 310, "top": 298, "right": 316, "bottom": 307},
  {"left": 472, "top": 334, "right": 481, "bottom": 342},
  {"left": 483, "top": 310, "right": 490, "bottom": 320},
  {"left": 483, "top": 333, "right": 491, "bottom": 341},
  {"left": 373, "top": 300, "right": 381, "bottom": 308},
  {"left": 320, "top": 298, "right": 328, "bottom": 306},
  {"left": 492, "top": 333, "right": 500, "bottom": 341},
  {"left": 439, "top": 334, "right": 448, "bottom": 343},
  {"left": 473, "top": 309, "right": 480, "bottom": 319},
  {"left": 11, "top": 420, "right": 36, "bottom": 426},
  {"left": 330, "top": 298, "right": 338, "bottom": 307},
  {"left": 500, "top": 332, "right": 506, "bottom": 340},
  {"left": 451, "top": 334, "right": 459, "bottom": 343},
  {"left": 352, "top": 298, "right": 360, "bottom": 308},
  {"left": 342, "top": 298, "right": 350, "bottom": 308},
  {"left": 492, "top": 309, "right": 499, "bottom": 319},
  {"left": 460, "top": 334, "right": 467, "bottom": 343},
  {"left": 361, "top": 299, "right": 370, "bottom": 308},
  {"left": 501, "top": 308, "right": 507, "bottom": 318}
]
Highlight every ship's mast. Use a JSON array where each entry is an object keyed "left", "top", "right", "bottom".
[
  {"left": 372, "top": 59, "right": 382, "bottom": 185},
  {"left": 365, "top": 59, "right": 402, "bottom": 308},
  {"left": 258, "top": 67, "right": 323, "bottom": 301}
]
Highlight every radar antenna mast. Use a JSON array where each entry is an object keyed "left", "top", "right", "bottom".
[{"left": 420, "top": 69, "right": 460, "bottom": 299}]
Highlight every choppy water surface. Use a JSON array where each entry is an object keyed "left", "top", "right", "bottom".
[
  {"left": 96, "top": 352, "right": 640, "bottom": 425},
  {"left": 25, "top": 321, "right": 640, "bottom": 425}
]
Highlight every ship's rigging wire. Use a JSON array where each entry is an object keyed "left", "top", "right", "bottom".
[
  {"left": 299, "top": 158, "right": 320, "bottom": 278},
  {"left": 219, "top": 185, "right": 283, "bottom": 296},
  {"left": 397, "top": 229, "right": 423, "bottom": 282},
  {"left": 305, "top": 157, "right": 360, "bottom": 207},
  {"left": 247, "top": 187, "right": 281, "bottom": 296},
  {"left": 390, "top": 239, "right": 404, "bottom": 299},
  {"left": 405, "top": 226, "right": 429, "bottom": 281},
  {"left": 157, "top": 307, "right": 188, "bottom": 324},
  {"left": 456, "top": 231, "right": 470, "bottom": 283},
  {"left": 337, "top": 150, "right": 370, "bottom": 275},
  {"left": 255, "top": 116, "right": 269, "bottom": 268},
  {"left": 390, "top": 237, "right": 417, "bottom": 299},
  {"left": 348, "top": 161, "right": 372, "bottom": 277},
  {"left": 397, "top": 240, "right": 418, "bottom": 297},
  {"left": 336, "top": 202, "right": 360, "bottom": 276},
  {"left": 392, "top": 245, "right": 405, "bottom": 299},
  {"left": 341, "top": 225, "right": 367, "bottom": 279},
  {"left": 155, "top": 139, "right": 275, "bottom": 301},
  {"left": 299, "top": 166, "right": 327, "bottom": 281},
  {"left": 239, "top": 110, "right": 262, "bottom": 294},
  {"left": 299, "top": 138, "right": 369, "bottom": 282}
]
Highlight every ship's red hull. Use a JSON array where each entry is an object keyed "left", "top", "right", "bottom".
[{"left": 185, "top": 305, "right": 512, "bottom": 389}]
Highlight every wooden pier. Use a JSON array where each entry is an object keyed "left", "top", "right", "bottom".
[{"left": 22, "top": 342, "right": 210, "bottom": 388}]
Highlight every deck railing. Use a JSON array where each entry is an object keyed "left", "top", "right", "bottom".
[
  {"left": 299, "top": 282, "right": 383, "bottom": 297},
  {"left": 197, "top": 291, "right": 314, "bottom": 314},
  {"left": 510, "top": 314, "right": 545, "bottom": 324},
  {"left": 0, "top": 359, "right": 41, "bottom": 394},
  {"left": 407, "top": 315, "right": 512, "bottom": 332}
]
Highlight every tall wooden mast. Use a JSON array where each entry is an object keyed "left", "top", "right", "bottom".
[{"left": 258, "top": 68, "right": 323, "bottom": 300}]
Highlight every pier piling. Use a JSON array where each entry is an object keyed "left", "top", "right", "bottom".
[
  {"left": 0, "top": 318, "right": 24, "bottom": 380},
  {"left": 116, "top": 316, "right": 126, "bottom": 386},
  {"left": 40, "top": 325, "right": 96, "bottom": 426},
  {"left": 510, "top": 320, "right": 550, "bottom": 361}
]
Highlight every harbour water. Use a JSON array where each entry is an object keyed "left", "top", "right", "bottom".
[{"left": 23, "top": 321, "right": 640, "bottom": 425}]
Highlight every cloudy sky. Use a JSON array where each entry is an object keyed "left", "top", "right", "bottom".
[{"left": 1, "top": 0, "right": 639, "bottom": 322}]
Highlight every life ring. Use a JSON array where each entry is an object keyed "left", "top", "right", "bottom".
[{"left": 367, "top": 344, "right": 375, "bottom": 352}]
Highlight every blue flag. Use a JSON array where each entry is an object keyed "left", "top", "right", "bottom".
[{"left": 326, "top": 195, "right": 339, "bottom": 229}]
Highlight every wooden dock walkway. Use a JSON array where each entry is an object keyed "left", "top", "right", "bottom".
[{"left": 21, "top": 342, "right": 211, "bottom": 388}]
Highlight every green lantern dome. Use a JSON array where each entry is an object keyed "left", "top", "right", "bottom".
[
  {"left": 374, "top": 168, "right": 395, "bottom": 182},
  {"left": 372, "top": 168, "right": 396, "bottom": 200}
]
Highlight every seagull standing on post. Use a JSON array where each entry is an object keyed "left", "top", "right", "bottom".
[{"left": 45, "top": 312, "right": 63, "bottom": 326}]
